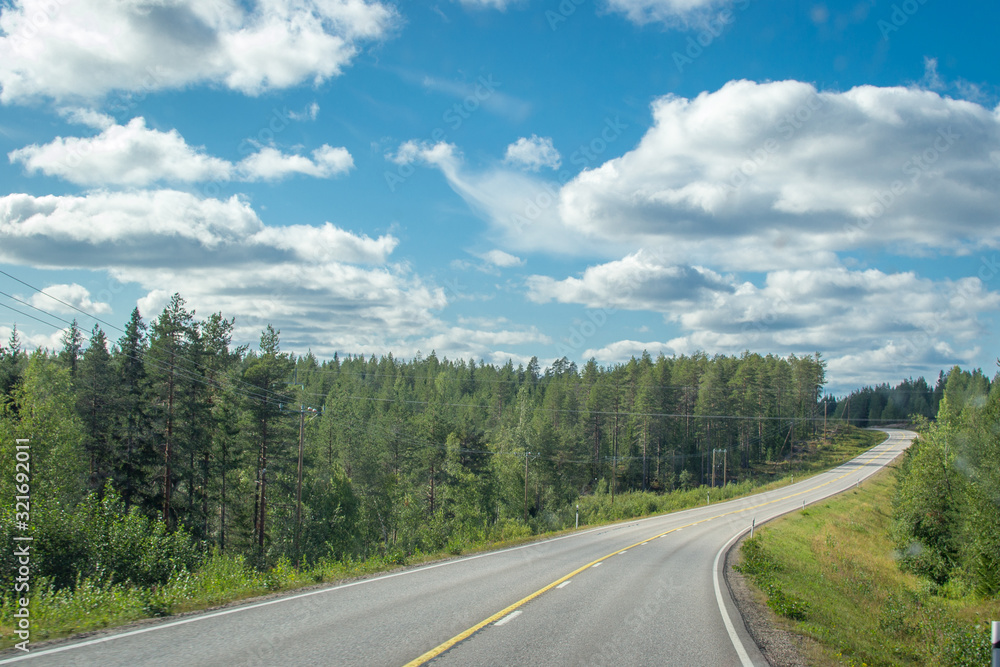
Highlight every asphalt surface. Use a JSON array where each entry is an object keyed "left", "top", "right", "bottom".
[{"left": 1, "top": 429, "right": 914, "bottom": 667}]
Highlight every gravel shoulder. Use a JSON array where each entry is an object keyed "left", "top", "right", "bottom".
[{"left": 725, "top": 534, "right": 826, "bottom": 667}]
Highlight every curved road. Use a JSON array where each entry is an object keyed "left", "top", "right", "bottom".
[{"left": 2, "top": 429, "right": 914, "bottom": 666}]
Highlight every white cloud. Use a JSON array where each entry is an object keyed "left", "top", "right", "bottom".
[
  {"left": 0, "top": 0, "right": 398, "bottom": 103},
  {"left": 603, "top": 0, "right": 736, "bottom": 26},
  {"left": 0, "top": 189, "right": 550, "bottom": 364},
  {"left": 0, "top": 190, "right": 395, "bottom": 267},
  {"left": 409, "top": 81, "right": 1000, "bottom": 269},
  {"left": 525, "top": 238, "right": 1000, "bottom": 386},
  {"left": 504, "top": 135, "right": 561, "bottom": 171},
  {"left": 9, "top": 118, "right": 353, "bottom": 186},
  {"left": 479, "top": 249, "right": 524, "bottom": 268},
  {"left": 9, "top": 118, "right": 233, "bottom": 186},
  {"left": 60, "top": 108, "right": 115, "bottom": 130},
  {"left": 920, "top": 56, "right": 945, "bottom": 90},
  {"left": 388, "top": 139, "right": 611, "bottom": 256},
  {"left": 583, "top": 339, "right": 677, "bottom": 363},
  {"left": 238, "top": 145, "right": 354, "bottom": 180},
  {"left": 556, "top": 80, "right": 1000, "bottom": 265},
  {"left": 527, "top": 249, "right": 731, "bottom": 309},
  {"left": 29, "top": 283, "right": 112, "bottom": 315},
  {"left": 289, "top": 102, "right": 321, "bottom": 121},
  {"left": 455, "top": 0, "right": 520, "bottom": 9}
]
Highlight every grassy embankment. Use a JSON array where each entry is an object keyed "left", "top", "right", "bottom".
[
  {"left": 737, "top": 463, "right": 997, "bottom": 666},
  {"left": 1, "top": 426, "right": 884, "bottom": 650}
]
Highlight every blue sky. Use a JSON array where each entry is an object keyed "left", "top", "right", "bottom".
[{"left": 1, "top": 0, "right": 998, "bottom": 393}]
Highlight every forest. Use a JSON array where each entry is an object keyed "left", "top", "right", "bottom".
[
  {"left": 0, "top": 293, "right": 839, "bottom": 579},
  {"left": 892, "top": 367, "right": 1000, "bottom": 596}
]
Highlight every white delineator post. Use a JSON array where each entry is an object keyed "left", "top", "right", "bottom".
[{"left": 992, "top": 621, "right": 999, "bottom": 667}]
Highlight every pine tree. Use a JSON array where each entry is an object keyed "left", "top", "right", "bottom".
[
  {"left": 0, "top": 325, "right": 26, "bottom": 403},
  {"left": 59, "top": 319, "right": 84, "bottom": 379},
  {"left": 112, "top": 308, "right": 156, "bottom": 511},
  {"left": 77, "top": 325, "right": 116, "bottom": 493},
  {"left": 147, "top": 294, "right": 198, "bottom": 529},
  {"left": 242, "top": 325, "right": 293, "bottom": 562}
]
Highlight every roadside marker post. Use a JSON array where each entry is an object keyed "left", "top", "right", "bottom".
[
  {"left": 750, "top": 517, "right": 755, "bottom": 539},
  {"left": 575, "top": 504, "right": 579, "bottom": 530},
  {"left": 992, "top": 621, "right": 999, "bottom": 667}
]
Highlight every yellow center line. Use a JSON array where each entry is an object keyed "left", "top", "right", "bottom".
[{"left": 403, "top": 441, "right": 901, "bottom": 666}]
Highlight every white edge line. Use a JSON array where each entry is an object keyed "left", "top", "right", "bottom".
[
  {"left": 711, "top": 429, "right": 911, "bottom": 667},
  {"left": 713, "top": 529, "right": 755, "bottom": 667},
  {"left": 3, "top": 430, "right": 910, "bottom": 664},
  {"left": 556, "top": 580, "right": 571, "bottom": 589},
  {"left": 0, "top": 520, "right": 619, "bottom": 664}
]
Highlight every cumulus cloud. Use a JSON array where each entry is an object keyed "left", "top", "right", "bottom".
[
  {"left": 504, "top": 135, "right": 561, "bottom": 171},
  {"left": 29, "top": 283, "right": 112, "bottom": 315},
  {"left": 8, "top": 118, "right": 353, "bottom": 186},
  {"left": 238, "top": 145, "right": 354, "bottom": 181},
  {"left": 557, "top": 80, "right": 1000, "bottom": 264},
  {"left": 527, "top": 249, "right": 732, "bottom": 309},
  {"left": 0, "top": 0, "right": 398, "bottom": 103},
  {"left": 9, "top": 118, "right": 233, "bottom": 186},
  {"left": 567, "top": 265, "right": 1000, "bottom": 388},
  {"left": 479, "top": 249, "right": 524, "bottom": 268},
  {"left": 408, "top": 81, "right": 1000, "bottom": 269},
  {"left": 0, "top": 190, "right": 395, "bottom": 268},
  {"left": 60, "top": 108, "right": 116, "bottom": 130},
  {"left": 0, "top": 189, "right": 550, "bottom": 363}
]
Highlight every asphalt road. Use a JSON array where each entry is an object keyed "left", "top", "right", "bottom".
[{"left": 2, "top": 429, "right": 915, "bottom": 667}]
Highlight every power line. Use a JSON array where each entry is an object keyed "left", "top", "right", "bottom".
[
  {"left": 0, "top": 292, "right": 286, "bottom": 408},
  {"left": 0, "top": 301, "right": 68, "bottom": 331},
  {"left": 0, "top": 275, "right": 295, "bottom": 407}
]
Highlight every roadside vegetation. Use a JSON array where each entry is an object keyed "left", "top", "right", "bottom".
[
  {"left": 0, "top": 423, "right": 879, "bottom": 648},
  {"left": 736, "top": 366, "right": 999, "bottom": 666},
  {"left": 0, "top": 295, "right": 955, "bottom": 648}
]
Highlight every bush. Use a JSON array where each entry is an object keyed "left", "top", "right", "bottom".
[{"left": 0, "top": 488, "right": 201, "bottom": 591}]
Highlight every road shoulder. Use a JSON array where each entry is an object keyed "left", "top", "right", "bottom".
[{"left": 725, "top": 534, "right": 818, "bottom": 667}]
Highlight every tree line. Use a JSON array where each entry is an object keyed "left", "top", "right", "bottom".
[
  {"left": 892, "top": 366, "right": 1000, "bottom": 596},
  {"left": 830, "top": 375, "right": 945, "bottom": 426},
  {"left": 0, "top": 292, "right": 853, "bottom": 575}
]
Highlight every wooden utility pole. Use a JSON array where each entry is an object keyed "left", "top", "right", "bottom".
[
  {"left": 163, "top": 348, "right": 175, "bottom": 529},
  {"left": 295, "top": 406, "right": 305, "bottom": 559},
  {"left": 523, "top": 452, "right": 529, "bottom": 522},
  {"left": 824, "top": 398, "right": 828, "bottom": 439},
  {"left": 711, "top": 448, "right": 716, "bottom": 488}
]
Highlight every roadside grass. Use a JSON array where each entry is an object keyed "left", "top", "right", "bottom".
[
  {"left": 0, "top": 427, "right": 886, "bottom": 651},
  {"left": 737, "top": 464, "right": 997, "bottom": 666}
]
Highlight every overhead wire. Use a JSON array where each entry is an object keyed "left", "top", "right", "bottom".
[
  {"left": 0, "top": 274, "right": 296, "bottom": 407},
  {"left": 2, "top": 270, "right": 918, "bottom": 424}
]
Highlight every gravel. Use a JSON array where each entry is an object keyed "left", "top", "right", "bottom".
[{"left": 725, "top": 535, "right": 815, "bottom": 667}]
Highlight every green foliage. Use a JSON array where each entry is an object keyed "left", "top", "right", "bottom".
[
  {"left": 891, "top": 367, "right": 1000, "bottom": 595},
  {"left": 2, "top": 291, "right": 957, "bottom": 646},
  {"left": 737, "top": 469, "right": 994, "bottom": 667},
  {"left": 0, "top": 489, "right": 201, "bottom": 591},
  {"left": 737, "top": 534, "right": 809, "bottom": 621}
]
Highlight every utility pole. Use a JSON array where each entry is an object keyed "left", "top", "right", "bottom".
[
  {"left": 723, "top": 448, "right": 727, "bottom": 486},
  {"left": 294, "top": 406, "right": 305, "bottom": 560},
  {"left": 711, "top": 448, "right": 716, "bottom": 488},
  {"left": 523, "top": 452, "right": 529, "bottom": 523}
]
